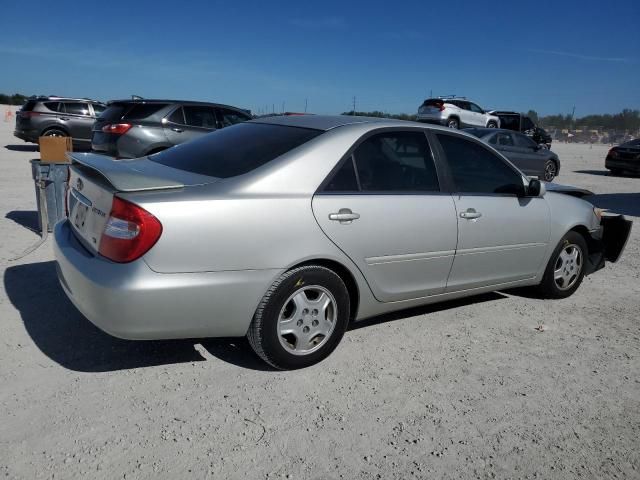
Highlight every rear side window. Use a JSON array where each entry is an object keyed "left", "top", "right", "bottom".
[
  {"left": 493, "top": 132, "right": 514, "bottom": 146},
  {"left": 183, "top": 106, "right": 217, "bottom": 128},
  {"left": 514, "top": 133, "right": 537, "bottom": 148},
  {"left": 324, "top": 156, "right": 359, "bottom": 192},
  {"left": 44, "top": 102, "right": 61, "bottom": 112},
  {"left": 436, "top": 134, "right": 523, "bottom": 195},
  {"left": 150, "top": 123, "right": 322, "bottom": 178},
  {"left": 167, "top": 107, "right": 185, "bottom": 124},
  {"left": 122, "top": 103, "right": 168, "bottom": 121},
  {"left": 63, "top": 102, "right": 90, "bottom": 116}
]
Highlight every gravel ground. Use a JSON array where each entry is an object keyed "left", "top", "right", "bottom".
[{"left": 1, "top": 109, "right": 639, "bottom": 479}]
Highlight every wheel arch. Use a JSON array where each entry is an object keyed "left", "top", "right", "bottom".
[{"left": 287, "top": 258, "right": 360, "bottom": 322}]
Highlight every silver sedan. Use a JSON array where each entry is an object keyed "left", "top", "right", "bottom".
[{"left": 54, "top": 115, "right": 631, "bottom": 369}]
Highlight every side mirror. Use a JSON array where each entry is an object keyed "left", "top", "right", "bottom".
[{"left": 527, "top": 179, "right": 545, "bottom": 197}]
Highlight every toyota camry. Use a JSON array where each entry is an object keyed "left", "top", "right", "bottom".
[{"left": 54, "top": 115, "right": 632, "bottom": 369}]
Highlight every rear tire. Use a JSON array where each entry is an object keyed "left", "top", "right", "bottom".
[
  {"left": 247, "top": 265, "right": 350, "bottom": 370},
  {"left": 536, "top": 231, "right": 587, "bottom": 299},
  {"left": 609, "top": 168, "right": 623, "bottom": 176},
  {"left": 543, "top": 160, "right": 558, "bottom": 182},
  {"left": 487, "top": 121, "right": 498, "bottom": 128},
  {"left": 447, "top": 118, "right": 459, "bottom": 129}
]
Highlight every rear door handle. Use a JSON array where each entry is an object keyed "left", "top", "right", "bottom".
[
  {"left": 60, "top": 117, "right": 70, "bottom": 121},
  {"left": 171, "top": 127, "right": 184, "bottom": 133},
  {"left": 329, "top": 208, "right": 360, "bottom": 223},
  {"left": 460, "top": 208, "right": 482, "bottom": 219}
]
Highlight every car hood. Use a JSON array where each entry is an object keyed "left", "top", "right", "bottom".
[{"left": 543, "top": 182, "right": 593, "bottom": 198}]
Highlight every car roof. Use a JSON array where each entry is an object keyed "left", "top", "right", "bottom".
[
  {"left": 31, "top": 96, "right": 103, "bottom": 104},
  {"left": 106, "top": 99, "right": 245, "bottom": 110},
  {"left": 464, "top": 127, "right": 514, "bottom": 137},
  {"left": 248, "top": 114, "right": 421, "bottom": 131}
]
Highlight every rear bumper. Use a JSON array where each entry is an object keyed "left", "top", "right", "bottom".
[
  {"left": 91, "top": 132, "right": 119, "bottom": 157},
  {"left": 585, "top": 215, "right": 632, "bottom": 274},
  {"left": 53, "top": 220, "right": 282, "bottom": 340},
  {"left": 14, "top": 128, "right": 38, "bottom": 143},
  {"left": 605, "top": 156, "right": 640, "bottom": 173},
  {"left": 416, "top": 115, "right": 447, "bottom": 125}
]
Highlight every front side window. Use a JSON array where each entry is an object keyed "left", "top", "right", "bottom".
[
  {"left": 183, "top": 106, "right": 217, "bottom": 129},
  {"left": 436, "top": 134, "right": 524, "bottom": 195},
  {"left": 217, "top": 108, "right": 250, "bottom": 127},
  {"left": 347, "top": 131, "right": 439, "bottom": 192},
  {"left": 514, "top": 133, "right": 538, "bottom": 148},
  {"left": 469, "top": 103, "right": 483, "bottom": 113},
  {"left": 63, "top": 102, "right": 90, "bottom": 116}
]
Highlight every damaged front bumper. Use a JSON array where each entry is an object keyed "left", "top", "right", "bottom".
[{"left": 585, "top": 214, "right": 633, "bottom": 275}]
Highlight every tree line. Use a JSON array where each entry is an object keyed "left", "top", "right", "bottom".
[{"left": 0, "top": 93, "right": 29, "bottom": 105}]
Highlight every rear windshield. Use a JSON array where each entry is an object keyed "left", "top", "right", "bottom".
[
  {"left": 122, "top": 103, "right": 168, "bottom": 120},
  {"left": 150, "top": 123, "right": 322, "bottom": 178},
  {"left": 422, "top": 98, "right": 444, "bottom": 107},
  {"left": 99, "top": 104, "right": 128, "bottom": 122},
  {"left": 21, "top": 100, "right": 37, "bottom": 112}
]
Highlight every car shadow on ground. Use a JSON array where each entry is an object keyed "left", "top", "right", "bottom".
[
  {"left": 4, "top": 260, "right": 277, "bottom": 372},
  {"left": 5, "top": 260, "right": 512, "bottom": 373},
  {"left": 349, "top": 292, "right": 507, "bottom": 331},
  {"left": 586, "top": 193, "right": 640, "bottom": 217},
  {"left": 6, "top": 210, "right": 39, "bottom": 233},
  {"left": 5, "top": 144, "right": 39, "bottom": 152},
  {"left": 575, "top": 169, "right": 640, "bottom": 178}
]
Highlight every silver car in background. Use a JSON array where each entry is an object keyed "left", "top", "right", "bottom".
[{"left": 54, "top": 116, "right": 631, "bottom": 369}]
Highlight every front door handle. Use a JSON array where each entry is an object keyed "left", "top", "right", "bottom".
[
  {"left": 329, "top": 208, "right": 360, "bottom": 224},
  {"left": 460, "top": 208, "right": 482, "bottom": 219}
]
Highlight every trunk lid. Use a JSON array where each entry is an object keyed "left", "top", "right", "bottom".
[
  {"left": 67, "top": 152, "right": 217, "bottom": 254},
  {"left": 418, "top": 98, "right": 445, "bottom": 115}
]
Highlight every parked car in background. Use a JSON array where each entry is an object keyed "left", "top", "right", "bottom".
[
  {"left": 416, "top": 97, "right": 500, "bottom": 129},
  {"left": 91, "top": 99, "right": 251, "bottom": 158},
  {"left": 54, "top": 116, "right": 631, "bottom": 369},
  {"left": 14, "top": 96, "right": 106, "bottom": 148},
  {"left": 605, "top": 139, "right": 640, "bottom": 176},
  {"left": 464, "top": 128, "right": 560, "bottom": 181},
  {"left": 488, "top": 111, "right": 553, "bottom": 148}
]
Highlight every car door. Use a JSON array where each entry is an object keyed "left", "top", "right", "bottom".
[
  {"left": 433, "top": 132, "right": 550, "bottom": 292},
  {"left": 312, "top": 130, "right": 458, "bottom": 302},
  {"left": 456, "top": 101, "right": 474, "bottom": 127},
  {"left": 60, "top": 102, "right": 94, "bottom": 144},
  {"left": 163, "top": 105, "right": 217, "bottom": 146},
  {"left": 512, "top": 132, "right": 546, "bottom": 175},
  {"left": 468, "top": 102, "right": 486, "bottom": 127},
  {"left": 489, "top": 131, "right": 533, "bottom": 173}
]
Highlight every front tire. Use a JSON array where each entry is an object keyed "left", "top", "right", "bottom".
[
  {"left": 536, "top": 232, "right": 587, "bottom": 299},
  {"left": 486, "top": 121, "right": 498, "bottom": 128},
  {"left": 543, "top": 160, "right": 558, "bottom": 182},
  {"left": 247, "top": 265, "right": 350, "bottom": 369}
]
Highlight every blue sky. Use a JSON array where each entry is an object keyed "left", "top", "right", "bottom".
[{"left": 0, "top": 0, "right": 638, "bottom": 116}]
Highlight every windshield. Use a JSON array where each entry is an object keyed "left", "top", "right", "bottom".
[{"left": 149, "top": 123, "right": 323, "bottom": 178}]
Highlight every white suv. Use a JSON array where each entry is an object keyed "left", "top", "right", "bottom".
[{"left": 416, "top": 97, "right": 500, "bottom": 129}]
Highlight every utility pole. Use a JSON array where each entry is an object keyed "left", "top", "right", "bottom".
[
  {"left": 352, "top": 96, "right": 356, "bottom": 115},
  {"left": 272, "top": 103, "right": 275, "bottom": 114},
  {"left": 304, "top": 98, "right": 308, "bottom": 113},
  {"left": 282, "top": 101, "right": 285, "bottom": 114}
]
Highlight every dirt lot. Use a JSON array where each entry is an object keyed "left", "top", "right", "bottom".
[{"left": 0, "top": 109, "right": 638, "bottom": 479}]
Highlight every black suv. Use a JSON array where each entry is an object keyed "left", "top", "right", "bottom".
[
  {"left": 488, "top": 111, "right": 552, "bottom": 148},
  {"left": 14, "top": 96, "right": 106, "bottom": 148},
  {"left": 91, "top": 99, "right": 252, "bottom": 158}
]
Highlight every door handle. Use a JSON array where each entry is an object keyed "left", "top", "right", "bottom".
[
  {"left": 460, "top": 208, "right": 482, "bottom": 219},
  {"left": 60, "top": 117, "right": 70, "bottom": 121},
  {"left": 329, "top": 208, "right": 360, "bottom": 223},
  {"left": 171, "top": 127, "right": 184, "bottom": 133}
]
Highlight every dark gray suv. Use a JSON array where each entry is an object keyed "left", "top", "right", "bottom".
[
  {"left": 14, "top": 96, "right": 106, "bottom": 148},
  {"left": 91, "top": 99, "right": 252, "bottom": 158}
]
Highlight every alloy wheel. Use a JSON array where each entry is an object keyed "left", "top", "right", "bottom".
[{"left": 553, "top": 244, "right": 583, "bottom": 290}]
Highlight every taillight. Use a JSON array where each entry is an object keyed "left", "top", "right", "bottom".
[
  {"left": 438, "top": 103, "right": 445, "bottom": 112},
  {"left": 99, "top": 197, "right": 162, "bottom": 263},
  {"left": 608, "top": 148, "right": 618, "bottom": 158},
  {"left": 102, "top": 123, "right": 132, "bottom": 135},
  {"left": 64, "top": 168, "right": 71, "bottom": 217}
]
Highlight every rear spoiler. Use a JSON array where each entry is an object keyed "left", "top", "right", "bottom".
[{"left": 67, "top": 152, "right": 185, "bottom": 192}]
